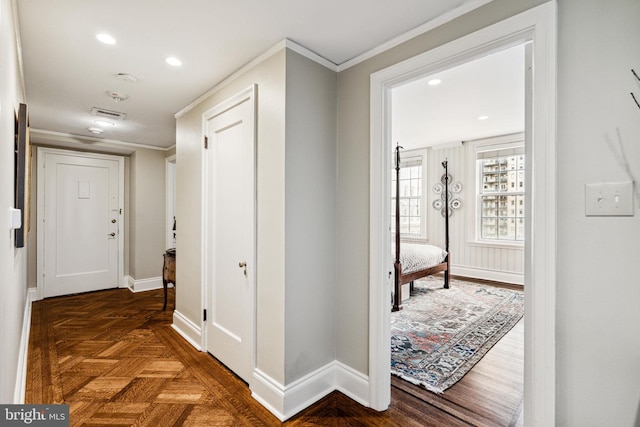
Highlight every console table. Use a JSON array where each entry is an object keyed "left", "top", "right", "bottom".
[{"left": 162, "top": 248, "right": 176, "bottom": 310}]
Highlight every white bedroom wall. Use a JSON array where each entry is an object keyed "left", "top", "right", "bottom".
[
  {"left": 0, "top": 0, "right": 28, "bottom": 403},
  {"left": 556, "top": 0, "right": 640, "bottom": 425},
  {"left": 423, "top": 139, "right": 524, "bottom": 284}
]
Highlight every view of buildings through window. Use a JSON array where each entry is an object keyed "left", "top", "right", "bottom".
[{"left": 479, "top": 152, "right": 525, "bottom": 241}]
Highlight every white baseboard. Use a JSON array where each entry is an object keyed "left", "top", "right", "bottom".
[
  {"left": 334, "top": 361, "right": 370, "bottom": 407},
  {"left": 251, "top": 361, "right": 370, "bottom": 421},
  {"left": 171, "top": 310, "right": 202, "bottom": 351},
  {"left": 15, "top": 288, "right": 38, "bottom": 403},
  {"left": 452, "top": 264, "right": 524, "bottom": 285},
  {"left": 124, "top": 275, "right": 165, "bottom": 292}
]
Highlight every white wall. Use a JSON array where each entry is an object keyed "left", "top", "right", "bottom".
[
  {"left": 556, "top": 1, "right": 640, "bottom": 425},
  {"left": 409, "top": 140, "right": 525, "bottom": 284},
  {"left": 0, "top": 0, "right": 28, "bottom": 403}
]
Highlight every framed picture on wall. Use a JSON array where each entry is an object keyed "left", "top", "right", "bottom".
[{"left": 14, "top": 103, "right": 30, "bottom": 248}]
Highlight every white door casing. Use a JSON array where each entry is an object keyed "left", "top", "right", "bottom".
[
  {"left": 37, "top": 148, "right": 124, "bottom": 298},
  {"left": 203, "top": 85, "right": 256, "bottom": 384},
  {"left": 369, "top": 4, "right": 556, "bottom": 426}
]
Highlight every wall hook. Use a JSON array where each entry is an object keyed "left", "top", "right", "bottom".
[{"left": 631, "top": 69, "right": 640, "bottom": 111}]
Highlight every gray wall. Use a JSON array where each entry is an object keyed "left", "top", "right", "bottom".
[
  {"left": 128, "top": 148, "right": 167, "bottom": 279},
  {"left": 556, "top": 1, "right": 640, "bottom": 425},
  {"left": 176, "top": 49, "right": 288, "bottom": 383},
  {"left": 284, "top": 51, "right": 337, "bottom": 381},
  {"left": 175, "top": 47, "right": 338, "bottom": 386},
  {"left": 0, "top": 0, "right": 28, "bottom": 402},
  {"left": 335, "top": 0, "right": 547, "bottom": 375},
  {"left": 335, "top": 0, "right": 640, "bottom": 424}
]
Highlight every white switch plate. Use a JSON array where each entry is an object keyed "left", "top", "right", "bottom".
[
  {"left": 9, "top": 207, "right": 21, "bottom": 229},
  {"left": 585, "top": 182, "right": 634, "bottom": 216}
]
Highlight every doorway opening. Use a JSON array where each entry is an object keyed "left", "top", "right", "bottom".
[
  {"left": 368, "top": 4, "right": 557, "bottom": 426},
  {"left": 388, "top": 43, "right": 526, "bottom": 421}
]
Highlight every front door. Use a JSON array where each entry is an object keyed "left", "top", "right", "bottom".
[
  {"left": 204, "top": 86, "right": 256, "bottom": 383},
  {"left": 40, "top": 149, "right": 123, "bottom": 298}
]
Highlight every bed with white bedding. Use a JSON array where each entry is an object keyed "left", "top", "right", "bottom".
[{"left": 392, "top": 147, "right": 450, "bottom": 312}]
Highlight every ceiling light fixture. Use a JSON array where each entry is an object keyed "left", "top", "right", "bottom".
[
  {"left": 106, "top": 90, "right": 129, "bottom": 103},
  {"left": 165, "top": 56, "right": 182, "bottom": 66},
  {"left": 96, "top": 33, "right": 116, "bottom": 45},
  {"left": 477, "top": 115, "right": 489, "bottom": 120},
  {"left": 93, "top": 119, "right": 115, "bottom": 127},
  {"left": 87, "top": 127, "right": 104, "bottom": 135},
  {"left": 428, "top": 79, "right": 442, "bottom": 86}
]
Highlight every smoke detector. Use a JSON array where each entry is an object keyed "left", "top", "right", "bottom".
[
  {"left": 87, "top": 127, "right": 104, "bottom": 135},
  {"left": 106, "top": 90, "right": 129, "bottom": 103}
]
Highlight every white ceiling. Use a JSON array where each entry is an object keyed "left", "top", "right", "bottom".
[
  {"left": 392, "top": 43, "right": 525, "bottom": 150},
  {"left": 16, "top": 0, "right": 502, "bottom": 150}
]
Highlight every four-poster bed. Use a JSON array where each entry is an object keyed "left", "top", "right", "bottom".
[{"left": 393, "top": 144, "right": 450, "bottom": 312}]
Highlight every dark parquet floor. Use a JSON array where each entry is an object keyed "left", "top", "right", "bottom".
[{"left": 26, "top": 286, "right": 523, "bottom": 426}]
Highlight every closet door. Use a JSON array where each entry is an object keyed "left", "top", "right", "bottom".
[{"left": 203, "top": 86, "right": 256, "bottom": 383}]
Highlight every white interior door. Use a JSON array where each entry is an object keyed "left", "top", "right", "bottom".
[
  {"left": 204, "top": 87, "right": 256, "bottom": 383},
  {"left": 40, "top": 150, "right": 122, "bottom": 298}
]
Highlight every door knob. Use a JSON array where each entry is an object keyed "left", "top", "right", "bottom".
[
  {"left": 108, "top": 232, "right": 116, "bottom": 237},
  {"left": 238, "top": 262, "right": 247, "bottom": 277}
]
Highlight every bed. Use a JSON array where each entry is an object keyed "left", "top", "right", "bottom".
[{"left": 393, "top": 146, "right": 450, "bottom": 312}]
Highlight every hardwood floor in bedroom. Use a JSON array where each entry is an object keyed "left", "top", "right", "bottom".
[{"left": 26, "top": 284, "right": 523, "bottom": 426}]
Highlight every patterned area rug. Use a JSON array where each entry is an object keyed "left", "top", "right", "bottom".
[{"left": 391, "top": 276, "right": 524, "bottom": 393}]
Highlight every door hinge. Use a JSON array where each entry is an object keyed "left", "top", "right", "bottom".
[
  {"left": 203, "top": 309, "right": 207, "bottom": 322},
  {"left": 204, "top": 136, "right": 208, "bottom": 149}
]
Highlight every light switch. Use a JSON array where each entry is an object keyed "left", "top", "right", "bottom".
[
  {"left": 9, "top": 208, "right": 21, "bottom": 229},
  {"left": 585, "top": 182, "right": 634, "bottom": 216}
]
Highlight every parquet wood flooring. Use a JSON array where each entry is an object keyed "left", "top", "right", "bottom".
[{"left": 26, "top": 286, "right": 523, "bottom": 426}]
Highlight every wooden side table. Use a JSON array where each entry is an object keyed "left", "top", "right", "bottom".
[{"left": 162, "top": 248, "right": 176, "bottom": 310}]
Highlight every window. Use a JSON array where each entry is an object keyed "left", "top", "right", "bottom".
[
  {"left": 391, "top": 152, "right": 426, "bottom": 239},
  {"left": 476, "top": 143, "right": 525, "bottom": 242}
]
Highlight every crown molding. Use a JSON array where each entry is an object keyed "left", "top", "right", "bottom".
[
  {"left": 175, "top": 38, "right": 338, "bottom": 119},
  {"left": 337, "top": 0, "right": 494, "bottom": 72},
  {"left": 30, "top": 128, "right": 170, "bottom": 152}
]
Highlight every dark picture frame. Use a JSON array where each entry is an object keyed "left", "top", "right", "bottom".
[{"left": 14, "top": 103, "right": 30, "bottom": 248}]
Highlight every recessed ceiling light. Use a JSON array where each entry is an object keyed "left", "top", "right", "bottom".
[
  {"left": 93, "top": 119, "right": 115, "bottom": 127},
  {"left": 165, "top": 56, "right": 182, "bottom": 66},
  {"left": 428, "top": 79, "right": 441, "bottom": 86},
  {"left": 87, "top": 127, "right": 104, "bottom": 135},
  {"left": 478, "top": 115, "right": 489, "bottom": 120},
  {"left": 96, "top": 33, "right": 116, "bottom": 45}
]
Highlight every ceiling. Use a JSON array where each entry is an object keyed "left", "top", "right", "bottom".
[
  {"left": 392, "top": 43, "right": 525, "bottom": 150},
  {"left": 16, "top": 0, "right": 501, "bottom": 151}
]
